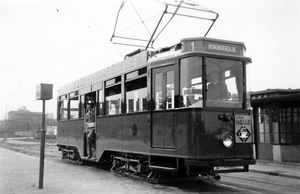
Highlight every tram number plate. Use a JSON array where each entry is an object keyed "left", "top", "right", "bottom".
[{"left": 235, "top": 115, "right": 252, "bottom": 143}]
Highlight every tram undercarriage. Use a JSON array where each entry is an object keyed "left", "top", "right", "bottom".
[
  {"left": 58, "top": 145, "right": 85, "bottom": 164},
  {"left": 58, "top": 145, "right": 253, "bottom": 183},
  {"left": 110, "top": 153, "right": 223, "bottom": 183}
]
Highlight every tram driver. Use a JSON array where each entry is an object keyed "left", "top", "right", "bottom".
[
  {"left": 85, "top": 103, "right": 96, "bottom": 158},
  {"left": 207, "top": 71, "right": 228, "bottom": 100}
]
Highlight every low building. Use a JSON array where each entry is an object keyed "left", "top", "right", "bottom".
[
  {"left": 251, "top": 88, "right": 300, "bottom": 162},
  {"left": 0, "top": 106, "right": 57, "bottom": 138},
  {"left": 7, "top": 108, "right": 42, "bottom": 137}
]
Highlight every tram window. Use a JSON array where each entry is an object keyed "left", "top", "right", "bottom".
[
  {"left": 98, "top": 89, "right": 104, "bottom": 116},
  {"left": 126, "top": 67, "right": 147, "bottom": 80},
  {"left": 126, "top": 76, "right": 147, "bottom": 113},
  {"left": 79, "top": 95, "right": 84, "bottom": 118},
  {"left": 59, "top": 99, "right": 68, "bottom": 120},
  {"left": 69, "top": 96, "right": 79, "bottom": 119},
  {"left": 154, "top": 73, "right": 163, "bottom": 110},
  {"left": 179, "top": 57, "right": 203, "bottom": 108},
  {"left": 105, "top": 84, "right": 121, "bottom": 115},
  {"left": 106, "top": 76, "right": 121, "bottom": 87},
  {"left": 166, "top": 71, "right": 174, "bottom": 109},
  {"left": 206, "top": 58, "right": 243, "bottom": 108},
  {"left": 153, "top": 67, "right": 175, "bottom": 110}
]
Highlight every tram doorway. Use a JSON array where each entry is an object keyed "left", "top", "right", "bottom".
[
  {"left": 83, "top": 92, "right": 97, "bottom": 158},
  {"left": 151, "top": 65, "right": 176, "bottom": 149}
]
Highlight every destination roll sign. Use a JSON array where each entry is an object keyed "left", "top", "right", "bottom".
[
  {"left": 182, "top": 37, "right": 245, "bottom": 56},
  {"left": 235, "top": 115, "right": 252, "bottom": 143}
]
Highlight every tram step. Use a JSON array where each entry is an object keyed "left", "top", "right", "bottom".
[
  {"left": 149, "top": 165, "right": 177, "bottom": 172},
  {"left": 61, "top": 148, "right": 74, "bottom": 153},
  {"left": 82, "top": 157, "right": 97, "bottom": 161}
]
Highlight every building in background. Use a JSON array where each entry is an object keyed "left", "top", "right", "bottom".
[
  {"left": 251, "top": 88, "right": 300, "bottom": 162},
  {"left": 0, "top": 106, "right": 57, "bottom": 138}
]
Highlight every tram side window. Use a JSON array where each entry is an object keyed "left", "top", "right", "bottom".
[
  {"left": 179, "top": 57, "right": 203, "bottom": 108},
  {"left": 69, "top": 96, "right": 79, "bottom": 119},
  {"left": 59, "top": 97, "right": 68, "bottom": 121},
  {"left": 105, "top": 76, "right": 122, "bottom": 115},
  {"left": 98, "top": 89, "right": 104, "bottom": 116},
  {"left": 126, "top": 69, "right": 147, "bottom": 113},
  {"left": 79, "top": 95, "right": 84, "bottom": 118}
]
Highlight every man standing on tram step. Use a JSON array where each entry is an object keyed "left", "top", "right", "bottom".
[
  {"left": 207, "top": 71, "right": 229, "bottom": 100},
  {"left": 85, "top": 103, "right": 96, "bottom": 158}
]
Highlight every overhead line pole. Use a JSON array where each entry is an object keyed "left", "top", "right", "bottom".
[
  {"left": 150, "top": 1, "right": 183, "bottom": 48},
  {"left": 204, "top": 13, "right": 219, "bottom": 37},
  {"left": 145, "top": 5, "right": 168, "bottom": 50},
  {"left": 111, "top": 1, "right": 126, "bottom": 41}
]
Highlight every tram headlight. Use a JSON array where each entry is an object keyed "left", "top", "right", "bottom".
[{"left": 221, "top": 133, "right": 234, "bottom": 148}]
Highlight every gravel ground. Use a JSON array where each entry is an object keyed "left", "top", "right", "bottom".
[{"left": 0, "top": 138, "right": 61, "bottom": 159}]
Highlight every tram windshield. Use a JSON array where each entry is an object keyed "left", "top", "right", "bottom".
[
  {"left": 206, "top": 58, "right": 243, "bottom": 108},
  {"left": 179, "top": 57, "right": 244, "bottom": 108},
  {"left": 180, "top": 57, "right": 203, "bottom": 108}
]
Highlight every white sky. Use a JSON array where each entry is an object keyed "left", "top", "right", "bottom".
[{"left": 1, "top": 0, "right": 299, "bottom": 119}]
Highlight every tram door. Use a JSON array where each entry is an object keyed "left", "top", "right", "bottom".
[
  {"left": 83, "top": 92, "right": 97, "bottom": 158},
  {"left": 151, "top": 65, "right": 176, "bottom": 149}
]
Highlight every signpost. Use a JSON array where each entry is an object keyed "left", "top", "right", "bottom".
[{"left": 36, "top": 83, "right": 53, "bottom": 189}]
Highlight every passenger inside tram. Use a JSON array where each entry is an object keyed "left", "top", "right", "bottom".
[
  {"left": 207, "top": 71, "right": 228, "bottom": 100},
  {"left": 85, "top": 103, "right": 96, "bottom": 158}
]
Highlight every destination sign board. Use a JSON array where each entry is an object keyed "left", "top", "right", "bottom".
[
  {"left": 182, "top": 37, "right": 244, "bottom": 56},
  {"left": 235, "top": 115, "right": 252, "bottom": 143}
]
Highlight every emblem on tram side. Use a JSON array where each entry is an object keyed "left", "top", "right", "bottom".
[{"left": 236, "top": 126, "right": 251, "bottom": 142}]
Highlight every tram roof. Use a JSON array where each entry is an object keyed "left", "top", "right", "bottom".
[{"left": 58, "top": 37, "right": 250, "bottom": 97}]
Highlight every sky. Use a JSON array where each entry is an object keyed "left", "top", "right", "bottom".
[{"left": 1, "top": 0, "right": 299, "bottom": 119}]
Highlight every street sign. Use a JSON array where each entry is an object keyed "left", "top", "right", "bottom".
[{"left": 36, "top": 84, "right": 53, "bottom": 100}]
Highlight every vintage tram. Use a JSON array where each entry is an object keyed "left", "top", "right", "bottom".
[{"left": 57, "top": 37, "right": 255, "bottom": 182}]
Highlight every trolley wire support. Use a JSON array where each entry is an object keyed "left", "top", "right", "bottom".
[
  {"left": 110, "top": 1, "right": 126, "bottom": 42},
  {"left": 110, "top": 0, "right": 219, "bottom": 56}
]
